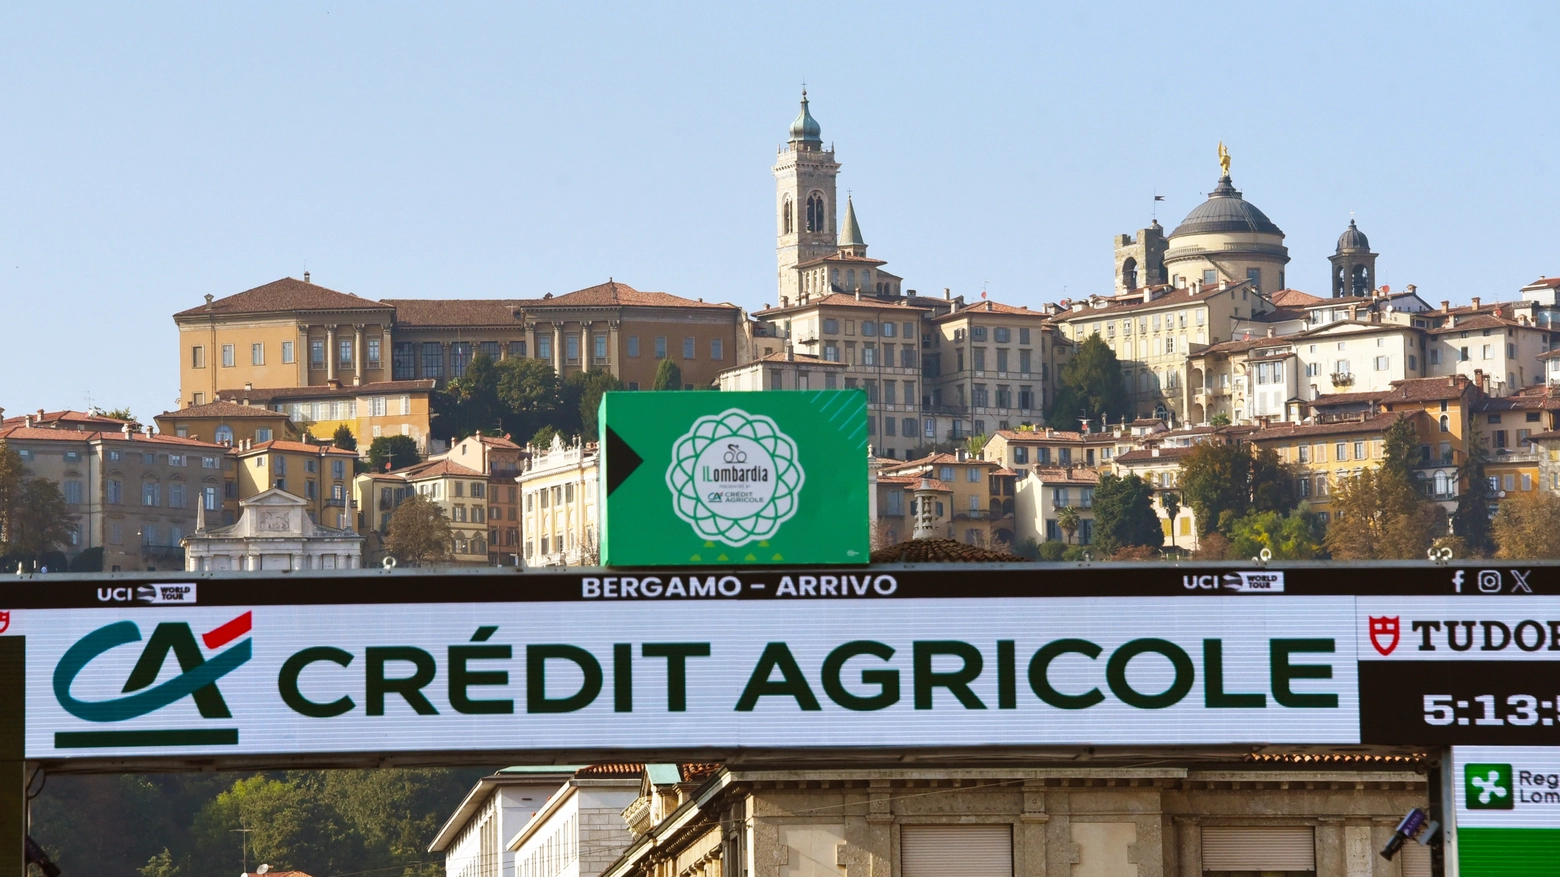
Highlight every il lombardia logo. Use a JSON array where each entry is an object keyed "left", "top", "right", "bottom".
[
  {"left": 1466, "top": 763, "right": 1514, "bottom": 810},
  {"left": 666, "top": 408, "right": 804, "bottom": 546}
]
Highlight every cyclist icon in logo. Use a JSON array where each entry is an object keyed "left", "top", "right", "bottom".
[{"left": 722, "top": 444, "right": 747, "bottom": 464}]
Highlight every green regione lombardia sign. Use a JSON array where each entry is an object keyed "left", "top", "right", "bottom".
[{"left": 599, "top": 390, "right": 868, "bottom": 566}]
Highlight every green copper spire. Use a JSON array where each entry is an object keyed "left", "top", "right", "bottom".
[
  {"left": 788, "top": 89, "right": 822, "bottom": 145},
  {"left": 838, "top": 194, "right": 865, "bottom": 251}
]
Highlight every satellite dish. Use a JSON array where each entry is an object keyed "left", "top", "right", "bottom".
[{"left": 258, "top": 866, "right": 271, "bottom": 875}]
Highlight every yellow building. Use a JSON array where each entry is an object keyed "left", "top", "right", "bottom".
[
  {"left": 518, "top": 436, "right": 599, "bottom": 566},
  {"left": 155, "top": 400, "right": 300, "bottom": 447},
  {"left": 174, "top": 276, "right": 395, "bottom": 406},
  {"left": 878, "top": 451, "right": 1015, "bottom": 547},
  {"left": 1250, "top": 411, "right": 1435, "bottom": 523},
  {"left": 353, "top": 458, "right": 492, "bottom": 566},
  {"left": 217, "top": 379, "right": 437, "bottom": 453},
  {"left": 231, "top": 439, "right": 360, "bottom": 531},
  {"left": 926, "top": 299, "right": 1055, "bottom": 438}
]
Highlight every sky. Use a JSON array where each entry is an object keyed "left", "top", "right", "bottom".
[{"left": 1, "top": 2, "right": 1558, "bottom": 423}]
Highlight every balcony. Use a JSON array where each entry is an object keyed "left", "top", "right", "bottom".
[
  {"left": 1330, "top": 372, "right": 1355, "bottom": 386},
  {"left": 1492, "top": 450, "right": 1542, "bottom": 464},
  {"left": 326, "top": 497, "right": 348, "bottom": 508}
]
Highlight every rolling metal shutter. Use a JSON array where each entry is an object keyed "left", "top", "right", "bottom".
[
  {"left": 901, "top": 825, "right": 1013, "bottom": 877},
  {"left": 1200, "top": 826, "right": 1316, "bottom": 871},
  {"left": 1399, "top": 841, "right": 1431, "bottom": 877}
]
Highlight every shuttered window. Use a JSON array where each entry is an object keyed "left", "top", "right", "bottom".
[
  {"left": 1201, "top": 826, "right": 1315, "bottom": 871},
  {"left": 901, "top": 825, "right": 1012, "bottom": 877}
]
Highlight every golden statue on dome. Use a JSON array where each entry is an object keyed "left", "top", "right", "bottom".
[{"left": 1218, "top": 141, "right": 1231, "bottom": 178}]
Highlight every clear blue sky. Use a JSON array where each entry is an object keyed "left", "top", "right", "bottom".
[{"left": 2, "top": 2, "right": 1557, "bottom": 423}]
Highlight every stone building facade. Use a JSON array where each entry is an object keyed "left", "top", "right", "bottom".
[
  {"left": 603, "top": 763, "right": 1431, "bottom": 877},
  {"left": 182, "top": 487, "right": 362, "bottom": 571}
]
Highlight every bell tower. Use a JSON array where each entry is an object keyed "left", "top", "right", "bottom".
[
  {"left": 774, "top": 90, "right": 840, "bottom": 304},
  {"left": 1329, "top": 219, "right": 1378, "bottom": 297}
]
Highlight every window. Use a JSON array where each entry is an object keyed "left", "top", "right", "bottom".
[
  {"left": 421, "top": 342, "right": 444, "bottom": 378},
  {"left": 564, "top": 334, "right": 579, "bottom": 363},
  {"left": 222, "top": 344, "right": 235, "bottom": 367},
  {"left": 331, "top": 459, "right": 345, "bottom": 480},
  {"left": 824, "top": 343, "right": 839, "bottom": 362},
  {"left": 107, "top": 479, "right": 122, "bottom": 504},
  {"left": 400, "top": 395, "right": 411, "bottom": 415},
  {"left": 169, "top": 482, "right": 186, "bottom": 509},
  {"left": 142, "top": 481, "right": 160, "bottom": 507},
  {"left": 1354, "top": 440, "right": 1366, "bottom": 460},
  {"left": 862, "top": 321, "right": 877, "bottom": 337},
  {"left": 393, "top": 342, "right": 415, "bottom": 379},
  {"left": 683, "top": 337, "right": 695, "bottom": 359},
  {"left": 1460, "top": 347, "right": 1470, "bottom": 362},
  {"left": 1483, "top": 344, "right": 1493, "bottom": 360},
  {"left": 655, "top": 336, "right": 667, "bottom": 359},
  {"left": 627, "top": 336, "right": 640, "bottom": 357},
  {"left": 1203, "top": 269, "right": 1217, "bottom": 285},
  {"left": 203, "top": 486, "right": 218, "bottom": 510},
  {"left": 450, "top": 342, "right": 472, "bottom": 376},
  {"left": 311, "top": 339, "right": 325, "bottom": 366},
  {"left": 251, "top": 342, "right": 265, "bottom": 365},
  {"left": 367, "top": 338, "right": 381, "bottom": 366},
  {"left": 711, "top": 338, "right": 723, "bottom": 360},
  {"left": 1440, "top": 414, "right": 1450, "bottom": 432},
  {"left": 63, "top": 480, "right": 82, "bottom": 504},
  {"left": 192, "top": 346, "right": 206, "bottom": 368},
  {"left": 508, "top": 340, "right": 527, "bottom": 359}
]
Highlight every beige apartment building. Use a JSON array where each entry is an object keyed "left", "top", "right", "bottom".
[
  {"left": 924, "top": 299, "right": 1054, "bottom": 439},
  {"left": 174, "top": 275, "right": 396, "bottom": 406},
  {"left": 231, "top": 438, "right": 360, "bottom": 531},
  {"left": 518, "top": 436, "right": 599, "bottom": 566},
  {"left": 155, "top": 399, "right": 300, "bottom": 447},
  {"left": 753, "top": 294, "right": 933, "bottom": 459},
  {"left": 355, "top": 457, "right": 493, "bottom": 566},
  {"left": 603, "top": 761, "right": 1430, "bottom": 877},
  {"left": 878, "top": 452, "right": 1015, "bottom": 547},
  {"left": 432, "top": 434, "right": 526, "bottom": 565},
  {"left": 216, "top": 379, "right": 438, "bottom": 452},
  {"left": 0, "top": 416, "right": 231, "bottom": 571}
]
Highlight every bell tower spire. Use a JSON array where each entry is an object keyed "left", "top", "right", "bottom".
[{"left": 774, "top": 89, "right": 840, "bottom": 304}]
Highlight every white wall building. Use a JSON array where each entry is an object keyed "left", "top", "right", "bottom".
[
  {"left": 431, "top": 768, "right": 582, "bottom": 877},
  {"left": 182, "top": 487, "right": 362, "bottom": 571},
  {"left": 519, "top": 436, "right": 600, "bottom": 567},
  {"left": 507, "top": 768, "right": 642, "bottom": 877}
]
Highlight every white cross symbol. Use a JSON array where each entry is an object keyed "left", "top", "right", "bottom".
[{"left": 1472, "top": 771, "right": 1508, "bottom": 804}]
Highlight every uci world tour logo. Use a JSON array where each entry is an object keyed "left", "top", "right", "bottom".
[
  {"left": 666, "top": 408, "right": 804, "bottom": 547},
  {"left": 52, "top": 611, "right": 253, "bottom": 748}
]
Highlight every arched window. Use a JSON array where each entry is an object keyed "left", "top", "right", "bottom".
[
  {"left": 1122, "top": 257, "right": 1138, "bottom": 290},
  {"left": 1352, "top": 265, "right": 1370, "bottom": 296},
  {"left": 846, "top": 269, "right": 855, "bottom": 289},
  {"left": 1439, "top": 415, "right": 1450, "bottom": 433},
  {"left": 1435, "top": 471, "right": 1449, "bottom": 496},
  {"left": 806, "top": 194, "right": 825, "bottom": 232},
  {"left": 215, "top": 425, "right": 233, "bottom": 445},
  {"left": 782, "top": 197, "right": 793, "bottom": 235}
]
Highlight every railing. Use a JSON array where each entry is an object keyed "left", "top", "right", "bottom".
[
  {"left": 326, "top": 498, "right": 348, "bottom": 508},
  {"left": 1492, "top": 450, "right": 1542, "bottom": 463},
  {"left": 1330, "top": 373, "right": 1355, "bottom": 386}
]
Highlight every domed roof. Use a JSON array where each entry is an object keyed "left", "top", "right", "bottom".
[
  {"left": 1169, "top": 175, "right": 1283, "bottom": 238},
  {"left": 1336, "top": 219, "right": 1370, "bottom": 252},
  {"left": 789, "top": 90, "right": 821, "bottom": 144}
]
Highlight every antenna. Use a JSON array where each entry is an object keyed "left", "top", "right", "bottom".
[{"left": 232, "top": 827, "right": 254, "bottom": 875}]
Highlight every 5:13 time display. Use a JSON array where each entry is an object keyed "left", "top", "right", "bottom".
[{"left": 1423, "top": 694, "right": 1556, "bottom": 727}]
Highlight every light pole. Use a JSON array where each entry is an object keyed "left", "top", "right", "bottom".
[{"left": 232, "top": 826, "right": 255, "bottom": 875}]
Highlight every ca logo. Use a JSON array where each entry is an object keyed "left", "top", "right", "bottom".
[{"left": 53, "top": 612, "right": 253, "bottom": 722}]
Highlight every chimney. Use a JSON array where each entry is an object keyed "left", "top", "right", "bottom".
[
  {"left": 244, "top": 382, "right": 253, "bottom": 391},
  {"left": 855, "top": 288, "right": 862, "bottom": 301},
  {"left": 1348, "top": 304, "right": 1358, "bottom": 321},
  {"left": 1476, "top": 369, "right": 1486, "bottom": 392},
  {"left": 907, "top": 289, "right": 917, "bottom": 298},
  {"left": 1442, "top": 300, "right": 1450, "bottom": 312},
  {"left": 23, "top": 415, "right": 33, "bottom": 428},
  {"left": 944, "top": 288, "right": 951, "bottom": 300},
  {"left": 1266, "top": 327, "right": 1275, "bottom": 338},
  {"left": 203, "top": 293, "right": 215, "bottom": 310},
  {"left": 304, "top": 271, "right": 311, "bottom": 283},
  {"left": 1449, "top": 313, "right": 1457, "bottom": 328},
  {"left": 121, "top": 422, "right": 131, "bottom": 437},
  {"left": 1472, "top": 297, "right": 1481, "bottom": 310},
  {"left": 1219, "top": 280, "right": 1229, "bottom": 291},
  {"left": 784, "top": 340, "right": 795, "bottom": 362},
  {"left": 956, "top": 447, "right": 968, "bottom": 462},
  {"left": 1151, "top": 447, "right": 1160, "bottom": 457}
]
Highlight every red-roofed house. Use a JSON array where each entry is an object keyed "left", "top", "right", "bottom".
[{"left": 232, "top": 439, "right": 360, "bottom": 532}]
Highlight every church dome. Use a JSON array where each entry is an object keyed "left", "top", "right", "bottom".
[
  {"left": 1336, "top": 219, "right": 1370, "bottom": 252},
  {"left": 789, "top": 91, "right": 822, "bottom": 144},
  {"left": 1169, "top": 176, "right": 1283, "bottom": 238}
]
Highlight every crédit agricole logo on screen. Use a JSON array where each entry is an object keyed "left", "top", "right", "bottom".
[
  {"left": 51, "top": 611, "right": 253, "bottom": 748},
  {"left": 666, "top": 408, "right": 804, "bottom": 546}
]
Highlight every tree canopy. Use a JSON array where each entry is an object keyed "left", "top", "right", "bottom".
[
  {"left": 653, "top": 358, "right": 683, "bottom": 391},
  {"left": 1324, "top": 417, "right": 1445, "bottom": 559},
  {"left": 1493, "top": 489, "right": 1560, "bottom": 559},
  {"left": 386, "top": 492, "right": 451, "bottom": 566},
  {"left": 1047, "top": 335, "right": 1130, "bottom": 430},
  {"left": 331, "top": 423, "right": 357, "bottom": 452},
  {"left": 367, "top": 435, "right": 420, "bottom": 473},
  {"left": 1453, "top": 428, "right": 1496, "bottom": 555},
  {"left": 0, "top": 441, "right": 77, "bottom": 568},
  {"left": 1178, "top": 441, "right": 1298, "bottom": 535},
  {"left": 1091, "top": 473, "right": 1162, "bottom": 554}
]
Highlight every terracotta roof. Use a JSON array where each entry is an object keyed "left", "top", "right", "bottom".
[
  {"left": 1055, "top": 282, "right": 1237, "bottom": 320},
  {"left": 1310, "top": 390, "right": 1385, "bottom": 407},
  {"left": 875, "top": 474, "right": 921, "bottom": 485},
  {"left": 680, "top": 763, "right": 723, "bottom": 782},
  {"left": 757, "top": 293, "right": 935, "bottom": 316},
  {"left": 398, "top": 458, "right": 484, "bottom": 479},
  {"left": 1250, "top": 412, "right": 1407, "bottom": 440},
  {"left": 535, "top": 280, "right": 736, "bottom": 310},
  {"left": 0, "top": 425, "right": 226, "bottom": 448},
  {"left": 1477, "top": 392, "right": 1560, "bottom": 412},
  {"left": 1, "top": 410, "right": 134, "bottom": 429},
  {"left": 1524, "top": 277, "right": 1560, "bottom": 290},
  {"left": 174, "top": 277, "right": 387, "bottom": 318},
  {"left": 746, "top": 351, "right": 847, "bottom": 366},
  {"left": 1269, "top": 288, "right": 1329, "bottom": 307},
  {"left": 217, "top": 380, "right": 436, "bottom": 403},
  {"left": 157, "top": 400, "right": 289, "bottom": 419},
  {"left": 1242, "top": 752, "right": 1426, "bottom": 767},
  {"left": 1526, "top": 429, "right": 1560, "bottom": 441},
  {"left": 385, "top": 298, "right": 527, "bottom": 327},
  {"left": 476, "top": 435, "right": 523, "bottom": 449},
  {"left": 870, "top": 538, "right": 1026, "bottom": 563},
  {"left": 1196, "top": 336, "right": 1290, "bottom": 356},
  {"left": 575, "top": 763, "right": 646, "bottom": 778},
  {"left": 1115, "top": 446, "right": 1198, "bottom": 464},
  {"left": 882, "top": 452, "right": 999, "bottom": 473},
  {"left": 795, "top": 253, "right": 888, "bottom": 268},
  {"left": 1029, "top": 466, "right": 1100, "bottom": 484},
  {"left": 936, "top": 299, "right": 1048, "bottom": 319},
  {"left": 1429, "top": 313, "right": 1528, "bottom": 334},
  {"left": 237, "top": 440, "right": 357, "bottom": 456},
  {"left": 993, "top": 428, "right": 1112, "bottom": 443},
  {"left": 1377, "top": 376, "right": 1477, "bottom": 403}
]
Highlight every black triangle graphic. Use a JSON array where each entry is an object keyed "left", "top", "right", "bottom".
[{"left": 605, "top": 425, "right": 644, "bottom": 496}]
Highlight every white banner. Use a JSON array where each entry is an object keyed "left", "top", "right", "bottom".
[
  {"left": 1453, "top": 746, "right": 1560, "bottom": 829},
  {"left": 16, "top": 596, "right": 1359, "bottom": 758}
]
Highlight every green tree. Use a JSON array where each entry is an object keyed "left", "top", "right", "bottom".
[
  {"left": 1249, "top": 446, "right": 1299, "bottom": 514},
  {"left": 653, "top": 358, "right": 683, "bottom": 390},
  {"left": 1324, "top": 422, "right": 1446, "bottom": 561},
  {"left": 495, "top": 356, "right": 563, "bottom": 437},
  {"left": 530, "top": 425, "right": 562, "bottom": 448},
  {"left": 1492, "top": 489, "right": 1560, "bottom": 559},
  {"left": 1091, "top": 473, "right": 1161, "bottom": 555},
  {"left": 0, "top": 442, "right": 76, "bottom": 564},
  {"left": 1226, "top": 509, "right": 1326, "bottom": 560},
  {"left": 331, "top": 423, "right": 357, "bottom": 452},
  {"left": 563, "top": 369, "right": 624, "bottom": 439},
  {"left": 1056, "top": 505, "right": 1082, "bottom": 545},
  {"left": 1179, "top": 442, "right": 1251, "bottom": 535},
  {"left": 1161, "top": 492, "right": 1182, "bottom": 549},
  {"left": 367, "top": 434, "right": 420, "bottom": 473},
  {"left": 439, "top": 353, "right": 504, "bottom": 440},
  {"left": 966, "top": 434, "right": 988, "bottom": 458},
  {"left": 1047, "top": 335, "right": 1130, "bottom": 431},
  {"left": 386, "top": 492, "right": 452, "bottom": 566},
  {"left": 139, "top": 848, "right": 182, "bottom": 877},
  {"left": 192, "top": 775, "right": 364, "bottom": 874},
  {"left": 1210, "top": 412, "right": 1232, "bottom": 427},
  {"left": 102, "top": 406, "right": 136, "bottom": 422},
  {"left": 1453, "top": 429, "right": 1496, "bottom": 555}
]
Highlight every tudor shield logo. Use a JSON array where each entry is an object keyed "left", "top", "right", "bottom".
[
  {"left": 1370, "top": 616, "right": 1401, "bottom": 656},
  {"left": 51, "top": 611, "right": 253, "bottom": 748}
]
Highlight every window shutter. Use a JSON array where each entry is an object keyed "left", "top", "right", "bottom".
[
  {"left": 1199, "top": 826, "right": 1315, "bottom": 871},
  {"left": 901, "top": 825, "right": 1012, "bottom": 877},
  {"left": 1398, "top": 840, "right": 1431, "bottom": 877}
]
